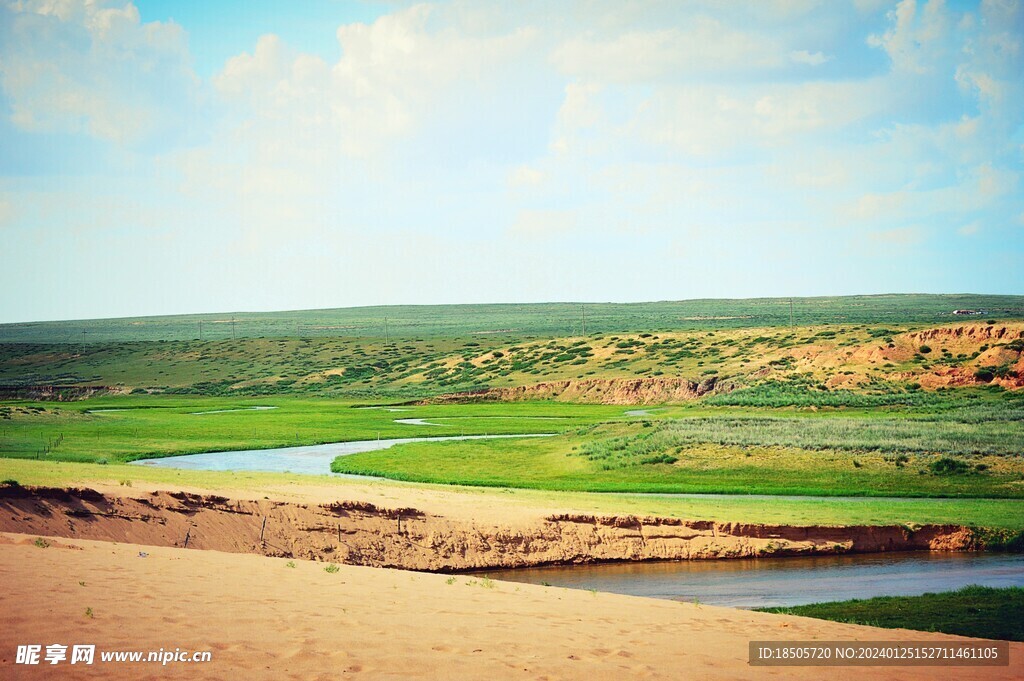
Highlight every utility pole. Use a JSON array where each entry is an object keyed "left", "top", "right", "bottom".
[
  {"left": 199, "top": 320, "right": 203, "bottom": 341},
  {"left": 231, "top": 317, "right": 236, "bottom": 340},
  {"left": 581, "top": 304, "right": 586, "bottom": 336},
  {"left": 384, "top": 317, "right": 389, "bottom": 345},
  {"left": 789, "top": 299, "right": 794, "bottom": 327}
]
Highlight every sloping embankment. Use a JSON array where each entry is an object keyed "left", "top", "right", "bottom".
[
  {"left": 0, "top": 486, "right": 981, "bottom": 571},
  {"left": 424, "top": 376, "right": 725, "bottom": 405}
]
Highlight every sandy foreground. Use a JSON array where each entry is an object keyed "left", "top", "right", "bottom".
[{"left": 0, "top": 532, "right": 1019, "bottom": 681}]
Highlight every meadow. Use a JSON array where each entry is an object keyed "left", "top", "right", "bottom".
[
  {"left": 329, "top": 424, "right": 1024, "bottom": 499},
  {"left": 2, "top": 458, "right": 1022, "bottom": 530},
  {"left": 3, "top": 294, "right": 1021, "bottom": 343},
  {"left": 1, "top": 294, "right": 1022, "bottom": 537},
  {"left": 0, "top": 396, "right": 622, "bottom": 463},
  {"left": 758, "top": 586, "right": 1024, "bottom": 642}
]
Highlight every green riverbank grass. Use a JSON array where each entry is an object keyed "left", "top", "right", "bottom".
[
  {"left": 330, "top": 425, "right": 1024, "bottom": 498},
  {"left": 758, "top": 586, "right": 1024, "bottom": 641},
  {"left": 3, "top": 459, "right": 1021, "bottom": 530},
  {"left": 0, "top": 396, "right": 622, "bottom": 463}
]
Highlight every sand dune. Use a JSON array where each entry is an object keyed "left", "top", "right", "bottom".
[{"left": 0, "top": 532, "right": 1019, "bottom": 680}]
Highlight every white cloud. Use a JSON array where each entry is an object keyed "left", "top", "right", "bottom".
[
  {"left": 868, "top": 0, "right": 953, "bottom": 74},
  {"left": 550, "top": 18, "right": 787, "bottom": 83},
  {"left": 508, "top": 209, "right": 577, "bottom": 239},
  {"left": 869, "top": 226, "right": 924, "bottom": 245},
  {"left": 211, "top": 4, "right": 539, "bottom": 160},
  {"left": 958, "top": 221, "right": 980, "bottom": 236},
  {"left": 2, "top": 0, "right": 1022, "bottom": 321},
  {"left": 508, "top": 165, "right": 545, "bottom": 188},
  {"left": 0, "top": 0, "right": 201, "bottom": 146},
  {"left": 789, "top": 50, "right": 831, "bottom": 66},
  {"left": 0, "top": 198, "right": 12, "bottom": 226}
]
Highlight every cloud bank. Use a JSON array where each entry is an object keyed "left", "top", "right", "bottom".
[{"left": 0, "top": 0, "right": 1021, "bottom": 321}]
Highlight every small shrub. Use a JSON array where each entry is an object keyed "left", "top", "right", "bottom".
[
  {"left": 285, "top": 561, "right": 296, "bottom": 568},
  {"left": 33, "top": 537, "right": 50, "bottom": 549},
  {"left": 324, "top": 563, "right": 340, "bottom": 574},
  {"left": 919, "top": 345, "right": 932, "bottom": 354},
  {"left": 974, "top": 369, "right": 995, "bottom": 383},
  {"left": 929, "top": 457, "right": 970, "bottom": 476}
]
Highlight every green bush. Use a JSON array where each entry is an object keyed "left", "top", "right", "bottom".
[{"left": 930, "top": 457, "right": 971, "bottom": 476}]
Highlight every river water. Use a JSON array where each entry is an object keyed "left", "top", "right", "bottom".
[
  {"left": 130, "top": 433, "right": 553, "bottom": 476},
  {"left": 483, "top": 552, "right": 1024, "bottom": 609},
  {"left": 131, "top": 436, "right": 1023, "bottom": 608}
]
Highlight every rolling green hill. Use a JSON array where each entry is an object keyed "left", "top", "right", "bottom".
[{"left": 2, "top": 294, "right": 1022, "bottom": 343}]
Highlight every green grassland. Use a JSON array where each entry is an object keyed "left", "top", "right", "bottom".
[
  {"left": 0, "top": 294, "right": 1022, "bottom": 534},
  {"left": 4, "top": 294, "right": 1022, "bottom": 343},
  {"left": 2, "top": 458, "right": 1021, "bottom": 530},
  {"left": 0, "top": 396, "right": 623, "bottom": 462},
  {"left": 2, "top": 318, "right": 1021, "bottom": 400},
  {"left": 758, "top": 586, "right": 1024, "bottom": 641},
  {"left": 329, "top": 409, "right": 1024, "bottom": 498}
]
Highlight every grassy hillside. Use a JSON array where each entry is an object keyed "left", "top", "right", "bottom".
[
  {"left": 2, "top": 294, "right": 1022, "bottom": 343},
  {"left": 0, "top": 295, "right": 1020, "bottom": 521},
  {"left": 2, "top": 321, "right": 1021, "bottom": 400}
]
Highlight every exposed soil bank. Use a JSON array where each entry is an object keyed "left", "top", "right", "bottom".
[
  {"left": 424, "top": 376, "right": 726, "bottom": 405},
  {"left": 0, "top": 485, "right": 983, "bottom": 571},
  {"left": 0, "top": 385, "right": 124, "bottom": 400}
]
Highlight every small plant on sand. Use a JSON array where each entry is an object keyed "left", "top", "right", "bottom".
[
  {"left": 479, "top": 577, "right": 495, "bottom": 589},
  {"left": 324, "top": 563, "right": 340, "bottom": 574},
  {"left": 84, "top": 607, "right": 93, "bottom": 619},
  {"left": 79, "top": 581, "right": 86, "bottom": 587},
  {"left": 285, "top": 561, "right": 296, "bottom": 569},
  {"left": 119, "top": 479, "right": 132, "bottom": 487},
  {"left": 33, "top": 537, "right": 50, "bottom": 549},
  {"left": 446, "top": 576, "right": 456, "bottom": 585}
]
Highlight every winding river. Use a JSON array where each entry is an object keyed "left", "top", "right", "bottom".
[
  {"left": 131, "top": 435, "right": 1024, "bottom": 607},
  {"left": 131, "top": 433, "right": 553, "bottom": 476},
  {"left": 483, "top": 551, "right": 1024, "bottom": 609}
]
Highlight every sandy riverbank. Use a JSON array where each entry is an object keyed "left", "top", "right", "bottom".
[
  {"left": 1, "top": 532, "right": 1019, "bottom": 680},
  {"left": 0, "top": 485, "right": 981, "bottom": 570}
]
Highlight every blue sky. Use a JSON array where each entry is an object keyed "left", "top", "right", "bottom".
[{"left": 0, "top": 0, "right": 1022, "bottom": 323}]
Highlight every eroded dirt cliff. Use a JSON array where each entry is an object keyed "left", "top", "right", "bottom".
[
  {"left": 425, "top": 376, "right": 725, "bottom": 406},
  {"left": 0, "top": 486, "right": 982, "bottom": 571}
]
